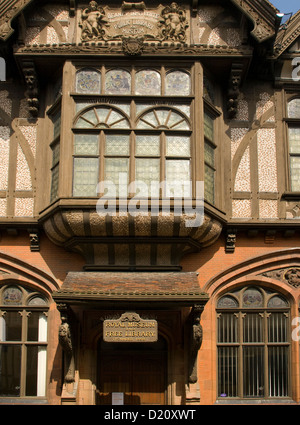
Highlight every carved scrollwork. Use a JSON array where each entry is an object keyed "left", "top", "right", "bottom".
[
  {"left": 158, "top": 2, "right": 188, "bottom": 43},
  {"left": 262, "top": 267, "right": 300, "bottom": 288},
  {"left": 79, "top": 1, "right": 109, "bottom": 41}
]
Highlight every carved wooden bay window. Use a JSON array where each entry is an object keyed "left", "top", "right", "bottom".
[
  {"left": 0, "top": 285, "right": 49, "bottom": 398},
  {"left": 217, "top": 286, "right": 290, "bottom": 400},
  {"left": 72, "top": 66, "right": 193, "bottom": 199}
]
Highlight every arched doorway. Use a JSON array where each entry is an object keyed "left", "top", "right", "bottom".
[{"left": 97, "top": 335, "right": 168, "bottom": 405}]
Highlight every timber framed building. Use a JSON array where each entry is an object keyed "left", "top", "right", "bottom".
[{"left": 0, "top": 0, "right": 300, "bottom": 405}]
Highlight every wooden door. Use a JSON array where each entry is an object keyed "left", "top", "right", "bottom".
[{"left": 98, "top": 350, "right": 167, "bottom": 405}]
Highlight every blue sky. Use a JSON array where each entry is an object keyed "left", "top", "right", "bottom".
[{"left": 270, "top": 0, "right": 299, "bottom": 15}]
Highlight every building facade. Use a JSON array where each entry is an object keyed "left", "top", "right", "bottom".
[{"left": 0, "top": 0, "right": 300, "bottom": 405}]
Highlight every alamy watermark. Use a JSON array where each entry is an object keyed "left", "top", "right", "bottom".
[
  {"left": 0, "top": 57, "right": 6, "bottom": 82},
  {"left": 96, "top": 175, "right": 204, "bottom": 228}
]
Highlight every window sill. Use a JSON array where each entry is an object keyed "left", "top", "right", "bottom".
[
  {"left": 215, "top": 398, "right": 296, "bottom": 405},
  {"left": 0, "top": 398, "right": 48, "bottom": 405}
]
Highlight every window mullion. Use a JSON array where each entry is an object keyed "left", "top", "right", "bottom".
[{"left": 20, "top": 310, "right": 28, "bottom": 398}]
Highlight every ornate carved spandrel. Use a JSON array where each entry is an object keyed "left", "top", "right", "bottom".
[
  {"left": 263, "top": 267, "right": 300, "bottom": 288},
  {"left": 57, "top": 303, "right": 76, "bottom": 384},
  {"left": 188, "top": 304, "right": 203, "bottom": 385}
]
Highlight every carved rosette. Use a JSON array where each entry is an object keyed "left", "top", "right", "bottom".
[{"left": 41, "top": 208, "right": 222, "bottom": 268}]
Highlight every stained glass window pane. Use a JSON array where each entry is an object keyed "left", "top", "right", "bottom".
[
  {"left": 290, "top": 156, "right": 300, "bottom": 191},
  {"left": 242, "top": 288, "right": 263, "bottom": 308},
  {"left": 105, "top": 70, "right": 131, "bottom": 95},
  {"left": 204, "top": 113, "right": 214, "bottom": 141},
  {"left": 135, "top": 70, "right": 161, "bottom": 95},
  {"left": 76, "top": 69, "right": 101, "bottom": 94},
  {"left": 74, "top": 134, "right": 99, "bottom": 155},
  {"left": 105, "top": 158, "right": 129, "bottom": 196},
  {"left": 165, "top": 159, "right": 191, "bottom": 197},
  {"left": 205, "top": 164, "right": 215, "bottom": 204},
  {"left": 136, "top": 135, "right": 160, "bottom": 156},
  {"left": 205, "top": 142, "right": 215, "bottom": 167},
  {"left": 167, "top": 111, "right": 190, "bottom": 130},
  {"left": 165, "top": 71, "right": 190, "bottom": 96},
  {"left": 2, "top": 287, "right": 23, "bottom": 305},
  {"left": 289, "top": 127, "right": 300, "bottom": 153},
  {"left": 267, "top": 296, "right": 288, "bottom": 308},
  {"left": 105, "top": 135, "right": 129, "bottom": 156},
  {"left": 288, "top": 98, "right": 300, "bottom": 118},
  {"left": 51, "top": 164, "right": 59, "bottom": 202},
  {"left": 166, "top": 136, "right": 190, "bottom": 157},
  {"left": 53, "top": 113, "right": 61, "bottom": 139},
  {"left": 218, "top": 296, "right": 238, "bottom": 308},
  {"left": 0, "top": 345, "right": 21, "bottom": 396},
  {"left": 73, "top": 157, "right": 99, "bottom": 196},
  {"left": 135, "top": 158, "right": 160, "bottom": 197}
]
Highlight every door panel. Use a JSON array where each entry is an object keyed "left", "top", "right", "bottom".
[{"left": 98, "top": 350, "right": 166, "bottom": 405}]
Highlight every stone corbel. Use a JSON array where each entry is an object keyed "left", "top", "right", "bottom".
[
  {"left": 22, "top": 61, "right": 39, "bottom": 117},
  {"left": 57, "top": 304, "right": 76, "bottom": 384},
  {"left": 188, "top": 304, "right": 203, "bottom": 384},
  {"left": 227, "top": 63, "right": 243, "bottom": 119},
  {"left": 28, "top": 229, "right": 40, "bottom": 251}
]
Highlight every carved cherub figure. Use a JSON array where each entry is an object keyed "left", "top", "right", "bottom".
[
  {"left": 80, "top": 1, "right": 108, "bottom": 40},
  {"left": 159, "top": 2, "right": 188, "bottom": 42}
]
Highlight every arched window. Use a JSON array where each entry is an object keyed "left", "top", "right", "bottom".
[
  {"left": 287, "top": 98, "right": 300, "bottom": 191},
  {"left": 0, "top": 284, "right": 49, "bottom": 398},
  {"left": 217, "top": 286, "right": 290, "bottom": 399}
]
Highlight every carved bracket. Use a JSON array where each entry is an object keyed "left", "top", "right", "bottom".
[
  {"left": 22, "top": 61, "right": 39, "bottom": 117},
  {"left": 227, "top": 63, "right": 243, "bottom": 119},
  {"left": 28, "top": 229, "right": 40, "bottom": 251},
  {"left": 226, "top": 228, "right": 237, "bottom": 253},
  {"left": 188, "top": 304, "right": 203, "bottom": 384},
  {"left": 57, "top": 303, "right": 76, "bottom": 384}
]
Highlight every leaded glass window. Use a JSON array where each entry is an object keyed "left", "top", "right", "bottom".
[
  {"left": 204, "top": 112, "right": 215, "bottom": 204},
  {"left": 217, "top": 286, "right": 290, "bottom": 400},
  {"left": 0, "top": 285, "right": 49, "bottom": 398},
  {"left": 72, "top": 66, "right": 192, "bottom": 199},
  {"left": 76, "top": 68, "right": 101, "bottom": 94},
  {"left": 287, "top": 98, "right": 300, "bottom": 191}
]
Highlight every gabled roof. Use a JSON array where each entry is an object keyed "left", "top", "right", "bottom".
[
  {"left": 274, "top": 10, "right": 300, "bottom": 57},
  {"left": 0, "top": 0, "right": 282, "bottom": 43}
]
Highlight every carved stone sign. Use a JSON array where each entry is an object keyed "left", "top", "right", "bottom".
[
  {"left": 103, "top": 312, "right": 158, "bottom": 342},
  {"left": 79, "top": 1, "right": 189, "bottom": 43}
]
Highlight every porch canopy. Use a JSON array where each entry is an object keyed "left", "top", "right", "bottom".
[{"left": 53, "top": 271, "right": 209, "bottom": 308}]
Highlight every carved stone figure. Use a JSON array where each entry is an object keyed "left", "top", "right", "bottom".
[
  {"left": 80, "top": 1, "right": 109, "bottom": 40},
  {"left": 158, "top": 3, "right": 188, "bottom": 43},
  {"left": 58, "top": 308, "right": 75, "bottom": 383},
  {"left": 188, "top": 305, "right": 203, "bottom": 384}
]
